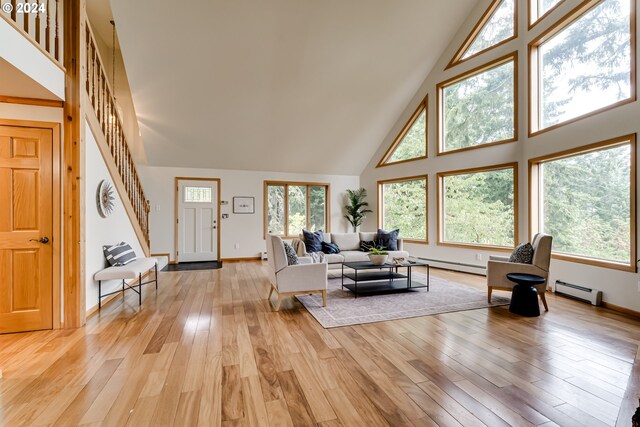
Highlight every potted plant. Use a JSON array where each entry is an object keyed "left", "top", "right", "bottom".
[
  {"left": 344, "top": 188, "right": 373, "bottom": 232},
  {"left": 368, "top": 246, "right": 389, "bottom": 265}
]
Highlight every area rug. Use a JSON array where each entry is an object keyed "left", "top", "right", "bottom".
[{"left": 296, "top": 274, "right": 510, "bottom": 328}]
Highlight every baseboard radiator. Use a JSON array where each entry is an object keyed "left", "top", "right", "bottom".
[{"left": 555, "top": 280, "right": 602, "bottom": 306}]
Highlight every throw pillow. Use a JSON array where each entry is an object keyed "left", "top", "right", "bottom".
[
  {"left": 103, "top": 242, "right": 137, "bottom": 266},
  {"left": 376, "top": 229, "right": 400, "bottom": 251},
  {"left": 321, "top": 241, "right": 340, "bottom": 254},
  {"left": 283, "top": 242, "right": 299, "bottom": 265},
  {"left": 360, "top": 240, "right": 380, "bottom": 252},
  {"left": 302, "top": 229, "right": 324, "bottom": 253},
  {"left": 509, "top": 243, "right": 534, "bottom": 264}
]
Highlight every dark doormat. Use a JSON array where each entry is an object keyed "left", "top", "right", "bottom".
[{"left": 162, "top": 261, "right": 222, "bottom": 271}]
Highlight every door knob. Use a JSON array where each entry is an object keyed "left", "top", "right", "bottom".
[{"left": 30, "top": 237, "right": 49, "bottom": 244}]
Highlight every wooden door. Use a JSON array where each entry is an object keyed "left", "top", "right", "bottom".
[
  {"left": 177, "top": 179, "right": 218, "bottom": 262},
  {"left": 0, "top": 125, "right": 53, "bottom": 333}
]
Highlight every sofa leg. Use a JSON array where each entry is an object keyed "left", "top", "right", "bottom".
[
  {"left": 540, "top": 292, "right": 549, "bottom": 312},
  {"left": 487, "top": 287, "right": 493, "bottom": 303},
  {"left": 322, "top": 290, "right": 327, "bottom": 307},
  {"left": 274, "top": 294, "right": 281, "bottom": 311},
  {"left": 268, "top": 286, "right": 274, "bottom": 302}
]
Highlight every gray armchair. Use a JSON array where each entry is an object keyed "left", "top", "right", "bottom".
[
  {"left": 266, "top": 235, "right": 327, "bottom": 311},
  {"left": 487, "top": 233, "right": 553, "bottom": 311}
]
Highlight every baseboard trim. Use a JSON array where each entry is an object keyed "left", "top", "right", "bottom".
[
  {"left": 85, "top": 270, "right": 156, "bottom": 318},
  {"left": 600, "top": 301, "right": 640, "bottom": 318},
  {"left": 221, "top": 256, "right": 262, "bottom": 263}
]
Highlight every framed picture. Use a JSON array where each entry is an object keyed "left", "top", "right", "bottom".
[{"left": 233, "top": 196, "right": 255, "bottom": 214}]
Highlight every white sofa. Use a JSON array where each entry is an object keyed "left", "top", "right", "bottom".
[{"left": 294, "top": 232, "right": 410, "bottom": 270}]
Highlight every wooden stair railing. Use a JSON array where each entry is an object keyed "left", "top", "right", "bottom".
[
  {"left": 85, "top": 22, "right": 150, "bottom": 247},
  {"left": 0, "top": 0, "right": 62, "bottom": 66}
]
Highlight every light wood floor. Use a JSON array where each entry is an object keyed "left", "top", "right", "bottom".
[{"left": 1, "top": 262, "right": 639, "bottom": 427}]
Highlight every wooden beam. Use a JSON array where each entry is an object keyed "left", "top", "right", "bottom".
[
  {"left": 63, "top": 0, "right": 86, "bottom": 328},
  {"left": 0, "top": 96, "right": 64, "bottom": 108}
]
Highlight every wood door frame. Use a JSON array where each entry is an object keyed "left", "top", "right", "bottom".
[
  {"left": 174, "top": 177, "right": 222, "bottom": 263},
  {"left": 0, "top": 118, "right": 62, "bottom": 329}
]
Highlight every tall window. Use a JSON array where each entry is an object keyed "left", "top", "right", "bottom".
[
  {"left": 530, "top": 135, "right": 636, "bottom": 271},
  {"left": 438, "top": 164, "right": 517, "bottom": 249},
  {"left": 438, "top": 53, "right": 517, "bottom": 155},
  {"left": 377, "top": 98, "right": 428, "bottom": 167},
  {"left": 529, "top": 0, "right": 565, "bottom": 26},
  {"left": 449, "top": 0, "right": 517, "bottom": 66},
  {"left": 530, "top": 0, "right": 634, "bottom": 134},
  {"left": 378, "top": 176, "right": 428, "bottom": 242},
  {"left": 264, "top": 182, "right": 329, "bottom": 237}
]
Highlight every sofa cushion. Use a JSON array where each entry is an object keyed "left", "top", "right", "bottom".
[
  {"left": 359, "top": 232, "right": 378, "bottom": 242},
  {"left": 387, "top": 250, "right": 410, "bottom": 259},
  {"left": 341, "top": 251, "right": 370, "bottom": 263},
  {"left": 303, "top": 229, "right": 324, "bottom": 253},
  {"left": 377, "top": 229, "right": 400, "bottom": 251},
  {"left": 331, "top": 233, "right": 360, "bottom": 251},
  {"left": 324, "top": 253, "right": 345, "bottom": 264}
]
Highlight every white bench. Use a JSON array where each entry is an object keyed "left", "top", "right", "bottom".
[{"left": 94, "top": 258, "right": 158, "bottom": 308}]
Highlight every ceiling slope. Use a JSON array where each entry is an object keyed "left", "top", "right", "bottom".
[{"left": 110, "top": 0, "right": 478, "bottom": 175}]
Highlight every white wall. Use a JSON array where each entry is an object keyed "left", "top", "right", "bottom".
[
  {"left": 84, "top": 120, "right": 146, "bottom": 310},
  {"left": 139, "top": 166, "right": 360, "bottom": 260},
  {"left": 359, "top": 0, "right": 640, "bottom": 311},
  {"left": 0, "top": 19, "right": 65, "bottom": 99}
]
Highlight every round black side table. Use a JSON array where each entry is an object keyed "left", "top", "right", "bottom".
[{"left": 506, "top": 273, "right": 545, "bottom": 317}]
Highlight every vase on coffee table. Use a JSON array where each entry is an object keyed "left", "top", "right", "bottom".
[{"left": 368, "top": 254, "right": 388, "bottom": 265}]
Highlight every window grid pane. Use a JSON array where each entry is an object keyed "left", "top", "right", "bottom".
[
  {"left": 387, "top": 109, "right": 427, "bottom": 163},
  {"left": 309, "top": 186, "right": 327, "bottom": 232},
  {"left": 538, "top": 0, "right": 631, "bottom": 130},
  {"left": 442, "top": 168, "right": 515, "bottom": 247},
  {"left": 382, "top": 179, "right": 427, "bottom": 241},
  {"left": 287, "top": 186, "right": 307, "bottom": 236},
  {"left": 442, "top": 59, "right": 515, "bottom": 152},
  {"left": 540, "top": 144, "right": 631, "bottom": 263},
  {"left": 463, "top": 0, "right": 515, "bottom": 59},
  {"left": 184, "top": 186, "right": 212, "bottom": 203},
  {"left": 267, "top": 185, "right": 285, "bottom": 235}
]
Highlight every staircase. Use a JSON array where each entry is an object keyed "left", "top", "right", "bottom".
[{"left": 84, "top": 21, "right": 150, "bottom": 251}]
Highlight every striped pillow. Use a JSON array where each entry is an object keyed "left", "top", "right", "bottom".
[{"left": 103, "top": 242, "right": 137, "bottom": 266}]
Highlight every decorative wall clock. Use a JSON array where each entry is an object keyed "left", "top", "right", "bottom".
[{"left": 97, "top": 179, "right": 116, "bottom": 218}]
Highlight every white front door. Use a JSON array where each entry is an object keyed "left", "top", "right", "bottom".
[{"left": 177, "top": 179, "right": 218, "bottom": 262}]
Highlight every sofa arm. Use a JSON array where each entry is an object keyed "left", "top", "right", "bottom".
[
  {"left": 489, "top": 255, "right": 509, "bottom": 262},
  {"left": 276, "top": 262, "right": 328, "bottom": 293}
]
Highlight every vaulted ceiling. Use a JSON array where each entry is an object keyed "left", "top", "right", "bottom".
[{"left": 109, "top": 0, "right": 479, "bottom": 175}]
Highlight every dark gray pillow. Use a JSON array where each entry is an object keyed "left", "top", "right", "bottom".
[
  {"left": 360, "top": 240, "right": 382, "bottom": 252},
  {"left": 302, "top": 229, "right": 324, "bottom": 253},
  {"left": 509, "top": 243, "right": 534, "bottom": 264},
  {"left": 376, "top": 229, "right": 400, "bottom": 251},
  {"left": 322, "top": 242, "right": 340, "bottom": 254},
  {"left": 103, "top": 242, "right": 136, "bottom": 266},
  {"left": 283, "top": 242, "right": 299, "bottom": 265}
]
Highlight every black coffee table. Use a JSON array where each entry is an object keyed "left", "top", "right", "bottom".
[
  {"left": 341, "top": 260, "right": 430, "bottom": 298},
  {"left": 506, "top": 273, "right": 545, "bottom": 317}
]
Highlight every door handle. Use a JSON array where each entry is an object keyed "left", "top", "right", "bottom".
[{"left": 30, "top": 237, "right": 50, "bottom": 244}]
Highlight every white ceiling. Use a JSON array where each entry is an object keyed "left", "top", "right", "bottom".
[{"left": 109, "top": 0, "right": 478, "bottom": 175}]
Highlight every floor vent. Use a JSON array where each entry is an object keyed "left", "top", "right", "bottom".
[{"left": 555, "top": 280, "right": 602, "bottom": 306}]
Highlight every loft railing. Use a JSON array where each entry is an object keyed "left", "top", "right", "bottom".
[
  {"left": 0, "top": 0, "right": 62, "bottom": 65},
  {"left": 85, "top": 22, "right": 150, "bottom": 246}
]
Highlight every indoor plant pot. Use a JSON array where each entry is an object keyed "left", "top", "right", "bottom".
[
  {"left": 368, "top": 254, "right": 388, "bottom": 265},
  {"left": 368, "top": 247, "right": 389, "bottom": 265}
]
